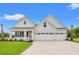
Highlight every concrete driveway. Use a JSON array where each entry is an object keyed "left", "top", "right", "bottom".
[{"left": 21, "top": 41, "right": 79, "bottom": 55}]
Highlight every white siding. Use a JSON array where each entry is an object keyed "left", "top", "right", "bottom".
[
  {"left": 15, "top": 18, "right": 34, "bottom": 27},
  {"left": 46, "top": 15, "right": 65, "bottom": 28},
  {"left": 34, "top": 16, "right": 67, "bottom": 40},
  {"left": 35, "top": 20, "right": 56, "bottom": 33}
]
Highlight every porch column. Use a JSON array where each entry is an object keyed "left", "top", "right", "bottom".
[
  {"left": 32, "top": 30, "right": 34, "bottom": 40},
  {"left": 9, "top": 31, "right": 12, "bottom": 40},
  {"left": 24, "top": 30, "right": 26, "bottom": 41}
]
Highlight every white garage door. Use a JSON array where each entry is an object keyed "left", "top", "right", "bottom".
[
  {"left": 34, "top": 33, "right": 55, "bottom": 40},
  {"left": 34, "top": 33, "right": 66, "bottom": 40}
]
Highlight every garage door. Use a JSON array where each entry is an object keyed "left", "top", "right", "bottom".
[
  {"left": 34, "top": 33, "right": 55, "bottom": 40},
  {"left": 34, "top": 33, "right": 66, "bottom": 40}
]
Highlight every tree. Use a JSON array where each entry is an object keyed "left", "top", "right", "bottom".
[
  {"left": 67, "top": 30, "right": 71, "bottom": 38},
  {"left": 0, "top": 33, "right": 10, "bottom": 40},
  {"left": 72, "top": 27, "right": 79, "bottom": 38},
  {"left": 67, "top": 25, "right": 79, "bottom": 40}
]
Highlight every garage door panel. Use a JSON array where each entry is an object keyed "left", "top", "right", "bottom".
[
  {"left": 35, "top": 35, "right": 54, "bottom": 40},
  {"left": 34, "top": 34, "right": 66, "bottom": 40}
]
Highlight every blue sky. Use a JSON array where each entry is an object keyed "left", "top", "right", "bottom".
[{"left": 0, "top": 3, "right": 79, "bottom": 31}]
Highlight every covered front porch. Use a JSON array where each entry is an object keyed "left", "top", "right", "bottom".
[{"left": 10, "top": 27, "right": 34, "bottom": 41}]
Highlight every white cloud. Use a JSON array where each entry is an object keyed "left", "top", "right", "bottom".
[
  {"left": 68, "top": 3, "right": 79, "bottom": 9},
  {"left": 3, "top": 14, "right": 25, "bottom": 20}
]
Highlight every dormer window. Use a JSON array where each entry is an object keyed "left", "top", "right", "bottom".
[
  {"left": 24, "top": 21, "right": 26, "bottom": 25},
  {"left": 43, "top": 22, "right": 46, "bottom": 27}
]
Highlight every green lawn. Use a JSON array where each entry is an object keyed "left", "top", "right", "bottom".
[
  {"left": 69, "top": 38, "right": 79, "bottom": 43},
  {"left": 0, "top": 41, "right": 32, "bottom": 55},
  {"left": 73, "top": 38, "right": 79, "bottom": 42},
  {"left": 73, "top": 38, "right": 79, "bottom": 43}
]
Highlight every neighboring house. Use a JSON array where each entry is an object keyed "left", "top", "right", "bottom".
[{"left": 10, "top": 15, "right": 67, "bottom": 41}]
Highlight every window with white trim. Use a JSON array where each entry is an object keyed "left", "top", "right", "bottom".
[{"left": 43, "top": 22, "right": 46, "bottom": 27}]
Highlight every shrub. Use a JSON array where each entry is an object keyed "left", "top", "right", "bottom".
[
  {"left": 28, "top": 40, "right": 33, "bottom": 42},
  {"left": 15, "top": 39, "right": 17, "bottom": 41},
  {"left": 70, "top": 37, "right": 73, "bottom": 41},
  {"left": 65, "top": 38, "right": 69, "bottom": 41},
  {"left": 0, "top": 39, "right": 3, "bottom": 41},
  {"left": 4, "top": 39, "right": 8, "bottom": 41},
  {"left": 9, "top": 39, "right": 13, "bottom": 41},
  {"left": 0, "top": 39, "right": 5, "bottom": 41},
  {"left": 20, "top": 39, "right": 23, "bottom": 41}
]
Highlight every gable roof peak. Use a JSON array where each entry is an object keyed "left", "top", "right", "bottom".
[
  {"left": 45, "top": 14, "right": 65, "bottom": 28},
  {"left": 47, "top": 14, "right": 53, "bottom": 18},
  {"left": 19, "top": 16, "right": 26, "bottom": 20}
]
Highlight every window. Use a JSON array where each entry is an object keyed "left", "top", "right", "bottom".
[
  {"left": 15, "top": 31, "right": 20, "bottom": 37},
  {"left": 20, "top": 32, "right": 24, "bottom": 37},
  {"left": 50, "top": 33, "right": 53, "bottom": 35},
  {"left": 37, "top": 33, "right": 40, "bottom": 35},
  {"left": 60, "top": 33, "right": 63, "bottom": 35},
  {"left": 15, "top": 31, "right": 24, "bottom": 37},
  {"left": 46, "top": 33, "right": 49, "bottom": 34},
  {"left": 41, "top": 33, "right": 44, "bottom": 34},
  {"left": 15, "top": 32, "right": 17, "bottom": 37},
  {"left": 24, "top": 21, "right": 26, "bottom": 25},
  {"left": 27, "top": 32, "right": 28, "bottom": 37},
  {"left": 55, "top": 33, "right": 59, "bottom": 35},
  {"left": 43, "top": 22, "right": 46, "bottom": 27}
]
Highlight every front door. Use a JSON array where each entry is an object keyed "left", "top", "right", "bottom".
[{"left": 26, "top": 31, "right": 32, "bottom": 38}]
